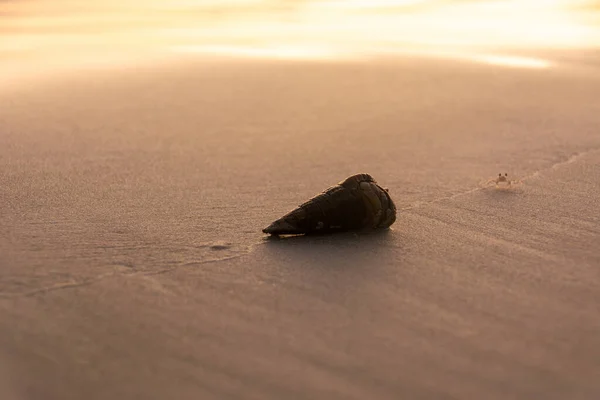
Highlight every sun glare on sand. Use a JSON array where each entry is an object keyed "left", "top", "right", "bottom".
[{"left": 1, "top": 0, "right": 599, "bottom": 78}]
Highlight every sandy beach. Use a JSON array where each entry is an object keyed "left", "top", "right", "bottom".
[{"left": 1, "top": 52, "right": 600, "bottom": 399}]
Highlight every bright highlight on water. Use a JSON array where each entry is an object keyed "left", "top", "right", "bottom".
[{"left": 1, "top": 0, "right": 599, "bottom": 76}]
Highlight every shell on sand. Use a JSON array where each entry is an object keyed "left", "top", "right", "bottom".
[{"left": 263, "top": 173, "right": 397, "bottom": 235}]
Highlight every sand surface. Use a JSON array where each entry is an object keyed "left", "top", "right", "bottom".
[{"left": 1, "top": 55, "right": 600, "bottom": 399}]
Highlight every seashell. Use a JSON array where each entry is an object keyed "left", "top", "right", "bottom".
[{"left": 263, "top": 173, "right": 396, "bottom": 235}]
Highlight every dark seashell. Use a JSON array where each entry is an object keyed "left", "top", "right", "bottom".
[{"left": 263, "top": 173, "right": 396, "bottom": 235}]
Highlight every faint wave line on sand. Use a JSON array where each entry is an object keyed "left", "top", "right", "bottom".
[
  {"left": 0, "top": 243, "right": 254, "bottom": 299},
  {"left": 401, "top": 147, "right": 600, "bottom": 211}
]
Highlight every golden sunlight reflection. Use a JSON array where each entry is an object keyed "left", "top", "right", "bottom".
[
  {"left": 315, "top": 0, "right": 426, "bottom": 9},
  {"left": 1, "top": 0, "right": 599, "bottom": 79},
  {"left": 172, "top": 44, "right": 343, "bottom": 60},
  {"left": 468, "top": 54, "right": 552, "bottom": 69}
]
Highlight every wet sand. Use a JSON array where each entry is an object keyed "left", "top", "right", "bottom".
[{"left": 1, "top": 55, "right": 599, "bottom": 399}]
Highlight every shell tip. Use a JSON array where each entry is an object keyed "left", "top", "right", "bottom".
[{"left": 263, "top": 218, "right": 301, "bottom": 235}]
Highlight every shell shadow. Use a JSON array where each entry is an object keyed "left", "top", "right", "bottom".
[
  {"left": 263, "top": 228, "right": 394, "bottom": 246},
  {"left": 258, "top": 229, "right": 404, "bottom": 304},
  {"left": 261, "top": 228, "right": 401, "bottom": 272}
]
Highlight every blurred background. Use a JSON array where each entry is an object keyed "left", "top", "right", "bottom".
[{"left": 1, "top": 0, "right": 600, "bottom": 80}]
